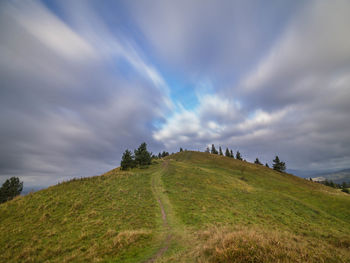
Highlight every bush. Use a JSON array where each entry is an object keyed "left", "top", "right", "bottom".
[{"left": 342, "top": 188, "right": 350, "bottom": 194}]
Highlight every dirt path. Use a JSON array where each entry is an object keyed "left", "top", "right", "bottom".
[{"left": 143, "top": 161, "right": 172, "bottom": 263}]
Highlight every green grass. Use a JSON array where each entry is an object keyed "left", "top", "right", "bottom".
[
  {"left": 161, "top": 151, "right": 350, "bottom": 262},
  {"left": 0, "top": 167, "right": 162, "bottom": 262},
  {"left": 1, "top": 151, "right": 350, "bottom": 262}
]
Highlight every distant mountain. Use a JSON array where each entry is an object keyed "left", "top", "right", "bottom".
[
  {"left": 311, "top": 168, "right": 350, "bottom": 184},
  {"left": 21, "top": 186, "right": 43, "bottom": 195},
  {"left": 286, "top": 169, "right": 329, "bottom": 178}
]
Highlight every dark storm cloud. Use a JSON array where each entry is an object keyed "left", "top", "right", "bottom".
[{"left": 0, "top": 1, "right": 170, "bottom": 188}]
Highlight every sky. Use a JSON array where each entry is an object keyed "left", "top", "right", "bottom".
[{"left": 1, "top": 0, "right": 350, "bottom": 190}]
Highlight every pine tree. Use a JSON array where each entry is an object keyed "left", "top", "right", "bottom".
[
  {"left": 219, "top": 146, "right": 223, "bottom": 155},
  {"left": 0, "top": 177, "right": 23, "bottom": 204},
  {"left": 211, "top": 144, "right": 218, "bottom": 154},
  {"left": 265, "top": 163, "right": 269, "bottom": 168},
  {"left": 272, "top": 156, "right": 286, "bottom": 172},
  {"left": 225, "top": 148, "right": 230, "bottom": 157},
  {"left": 236, "top": 151, "right": 242, "bottom": 160},
  {"left": 230, "top": 150, "right": 234, "bottom": 158},
  {"left": 254, "top": 158, "right": 262, "bottom": 165},
  {"left": 205, "top": 147, "right": 210, "bottom": 153},
  {"left": 180, "top": 147, "right": 183, "bottom": 152},
  {"left": 161, "top": 151, "right": 169, "bottom": 157},
  {"left": 134, "top": 142, "right": 151, "bottom": 166},
  {"left": 120, "top": 149, "right": 135, "bottom": 170}
]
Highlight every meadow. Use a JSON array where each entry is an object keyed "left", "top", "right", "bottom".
[{"left": 1, "top": 151, "right": 349, "bottom": 262}]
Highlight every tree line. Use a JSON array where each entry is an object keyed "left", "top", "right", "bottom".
[
  {"left": 121, "top": 142, "right": 287, "bottom": 173},
  {"left": 120, "top": 142, "right": 153, "bottom": 170},
  {"left": 205, "top": 144, "right": 286, "bottom": 172},
  {"left": 316, "top": 179, "right": 350, "bottom": 194}
]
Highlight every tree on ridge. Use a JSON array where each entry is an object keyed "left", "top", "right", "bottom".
[
  {"left": 0, "top": 177, "right": 23, "bottom": 204},
  {"left": 272, "top": 156, "right": 286, "bottom": 172},
  {"left": 120, "top": 149, "right": 135, "bottom": 170},
  {"left": 236, "top": 151, "right": 242, "bottom": 160},
  {"left": 254, "top": 158, "right": 262, "bottom": 165},
  {"left": 211, "top": 144, "right": 218, "bottom": 154}
]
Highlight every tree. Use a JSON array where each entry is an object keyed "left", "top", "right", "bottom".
[
  {"left": 265, "top": 163, "right": 269, "bottom": 168},
  {"left": 120, "top": 149, "right": 135, "bottom": 170},
  {"left": 324, "top": 180, "right": 330, "bottom": 186},
  {"left": 272, "top": 156, "right": 286, "bottom": 172},
  {"left": 180, "top": 147, "right": 183, "bottom": 152},
  {"left": 211, "top": 144, "right": 218, "bottom": 154},
  {"left": 161, "top": 151, "right": 169, "bottom": 158},
  {"left": 254, "top": 158, "right": 262, "bottom": 165},
  {"left": 0, "top": 177, "right": 23, "bottom": 204},
  {"left": 158, "top": 152, "right": 162, "bottom": 159},
  {"left": 236, "top": 151, "right": 242, "bottom": 160},
  {"left": 219, "top": 146, "right": 223, "bottom": 155},
  {"left": 134, "top": 142, "right": 152, "bottom": 166},
  {"left": 225, "top": 148, "right": 230, "bottom": 157},
  {"left": 205, "top": 147, "right": 210, "bottom": 153},
  {"left": 230, "top": 150, "right": 234, "bottom": 158}
]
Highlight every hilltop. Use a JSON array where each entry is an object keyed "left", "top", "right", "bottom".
[{"left": 1, "top": 151, "right": 350, "bottom": 262}]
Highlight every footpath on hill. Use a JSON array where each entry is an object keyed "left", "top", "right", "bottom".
[
  {"left": 142, "top": 159, "right": 189, "bottom": 263},
  {"left": 143, "top": 160, "right": 172, "bottom": 263}
]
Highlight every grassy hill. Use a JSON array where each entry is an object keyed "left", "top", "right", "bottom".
[{"left": 1, "top": 151, "right": 350, "bottom": 262}]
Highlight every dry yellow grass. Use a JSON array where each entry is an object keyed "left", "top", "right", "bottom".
[{"left": 192, "top": 226, "right": 350, "bottom": 263}]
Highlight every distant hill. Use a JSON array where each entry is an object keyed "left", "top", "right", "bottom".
[
  {"left": 311, "top": 168, "right": 350, "bottom": 184},
  {"left": 1, "top": 151, "right": 349, "bottom": 262}
]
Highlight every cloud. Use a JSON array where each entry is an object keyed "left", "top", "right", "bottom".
[
  {"left": 240, "top": 1, "right": 350, "bottom": 107},
  {"left": 0, "top": 0, "right": 170, "bottom": 188},
  {"left": 1, "top": 0, "right": 350, "bottom": 190},
  {"left": 154, "top": 94, "right": 287, "bottom": 153},
  {"left": 232, "top": 0, "right": 350, "bottom": 169},
  {"left": 153, "top": 0, "right": 350, "bottom": 171},
  {"left": 124, "top": 0, "right": 303, "bottom": 83}
]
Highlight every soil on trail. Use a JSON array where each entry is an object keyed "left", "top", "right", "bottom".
[{"left": 143, "top": 161, "right": 172, "bottom": 263}]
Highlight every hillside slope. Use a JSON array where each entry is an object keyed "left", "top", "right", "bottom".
[{"left": 1, "top": 151, "right": 350, "bottom": 262}]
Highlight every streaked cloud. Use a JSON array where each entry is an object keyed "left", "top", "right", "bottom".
[
  {"left": 0, "top": 0, "right": 170, "bottom": 188},
  {"left": 1, "top": 0, "right": 350, "bottom": 189}
]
